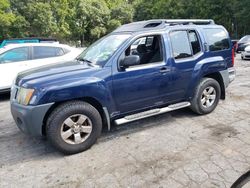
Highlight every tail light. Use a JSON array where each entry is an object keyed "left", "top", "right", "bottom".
[{"left": 232, "top": 47, "right": 235, "bottom": 66}]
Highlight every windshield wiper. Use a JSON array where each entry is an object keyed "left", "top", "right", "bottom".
[
  {"left": 76, "top": 57, "right": 100, "bottom": 68},
  {"left": 76, "top": 57, "right": 93, "bottom": 64}
]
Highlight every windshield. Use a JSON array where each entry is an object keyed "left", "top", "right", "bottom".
[
  {"left": 239, "top": 35, "right": 250, "bottom": 43},
  {"left": 77, "top": 34, "right": 131, "bottom": 66}
]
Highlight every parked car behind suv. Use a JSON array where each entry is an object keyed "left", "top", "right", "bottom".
[
  {"left": 0, "top": 37, "right": 58, "bottom": 48},
  {"left": 0, "top": 43, "right": 82, "bottom": 93},
  {"left": 236, "top": 35, "right": 250, "bottom": 53},
  {"left": 11, "top": 19, "right": 235, "bottom": 154},
  {"left": 241, "top": 45, "right": 250, "bottom": 60}
]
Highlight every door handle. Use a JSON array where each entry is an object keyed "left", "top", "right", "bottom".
[{"left": 159, "top": 66, "right": 171, "bottom": 73}]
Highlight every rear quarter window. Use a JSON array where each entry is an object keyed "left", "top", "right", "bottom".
[
  {"left": 204, "top": 28, "right": 230, "bottom": 51},
  {"left": 33, "top": 46, "right": 65, "bottom": 59}
]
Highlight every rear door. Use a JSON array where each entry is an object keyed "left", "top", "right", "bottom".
[
  {"left": 168, "top": 29, "right": 204, "bottom": 100},
  {"left": 27, "top": 46, "right": 66, "bottom": 69}
]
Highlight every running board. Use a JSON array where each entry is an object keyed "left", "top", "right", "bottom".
[{"left": 115, "top": 102, "right": 191, "bottom": 125}]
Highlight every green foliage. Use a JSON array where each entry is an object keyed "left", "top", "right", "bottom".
[
  {"left": 0, "top": 0, "right": 249, "bottom": 44},
  {"left": 24, "top": 2, "right": 58, "bottom": 36},
  {"left": 75, "top": 0, "right": 110, "bottom": 44},
  {"left": 0, "top": 0, "right": 16, "bottom": 38},
  {"left": 134, "top": 0, "right": 250, "bottom": 38}
]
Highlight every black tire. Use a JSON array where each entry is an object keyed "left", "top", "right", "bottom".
[
  {"left": 46, "top": 101, "right": 102, "bottom": 154},
  {"left": 190, "top": 78, "right": 221, "bottom": 115}
]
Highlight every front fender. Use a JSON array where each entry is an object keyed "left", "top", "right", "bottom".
[{"left": 32, "top": 77, "right": 115, "bottom": 112}]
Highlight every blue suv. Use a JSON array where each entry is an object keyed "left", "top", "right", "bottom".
[{"left": 10, "top": 19, "right": 235, "bottom": 154}]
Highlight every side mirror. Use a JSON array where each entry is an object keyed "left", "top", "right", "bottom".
[
  {"left": 120, "top": 55, "right": 140, "bottom": 69},
  {"left": 204, "top": 42, "right": 209, "bottom": 52}
]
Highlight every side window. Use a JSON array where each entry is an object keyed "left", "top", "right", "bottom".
[
  {"left": 33, "top": 46, "right": 64, "bottom": 59},
  {"left": 63, "top": 48, "right": 71, "bottom": 54},
  {"left": 170, "top": 31, "right": 192, "bottom": 59},
  {"left": 204, "top": 28, "right": 230, "bottom": 51},
  {"left": 0, "top": 47, "right": 29, "bottom": 64},
  {"left": 188, "top": 30, "right": 201, "bottom": 55},
  {"left": 56, "top": 48, "right": 65, "bottom": 56},
  {"left": 122, "top": 35, "right": 163, "bottom": 66},
  {"left": 145, "top": 36, "right": 154, "bottom": 46}
]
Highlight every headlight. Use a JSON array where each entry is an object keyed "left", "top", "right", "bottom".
[{"left": 16, "top": 87, "right": 35, "bottom": 105}]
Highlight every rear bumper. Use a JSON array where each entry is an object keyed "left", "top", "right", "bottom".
[
  {"left": 11, "top": 102, "right": 54, "bottom": 136},
  {"left": 228, "top": 67, "right": 236, "bottom": 83}
]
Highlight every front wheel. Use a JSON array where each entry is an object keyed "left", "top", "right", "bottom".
[
  {"left": 190, "top": 78, "right": 221, "bottom": 115},
  {"left": 46, "top": 101, "right": 102, "bottom": 154}
]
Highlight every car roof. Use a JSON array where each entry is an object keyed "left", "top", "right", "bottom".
[
  {"left": 112, "top": 19, "right": 219, "bottom": 34},
  {"left": 0, "top": 43, "right": 72, "bottom": 51}
]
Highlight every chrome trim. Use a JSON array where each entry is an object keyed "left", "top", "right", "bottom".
[
  {"left": 126, "top": 62, "right": 165, "bottom": 71},
  {"left": 228, "top": 67, "right": 236, "bottom": 83},
  {"left": 115, "top": 102, "right": 191, "bottom": 125},
  {"left": 10, "top": 85, "right": 19, "bottom": 101}
]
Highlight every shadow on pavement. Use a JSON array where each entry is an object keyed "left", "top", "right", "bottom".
[
  {"left": 0, "top": 107, "right": 197, "bottom": 167},
  {"left": 101, "top": 107, "right": 197, "bottom": 142},
  {"left": 0, "top": 93, "right": 10, "bottom": 102}
]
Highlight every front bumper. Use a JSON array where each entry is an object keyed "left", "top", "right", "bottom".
[{"left": 11, "top": 101, "right": 54, "bottom": 136}]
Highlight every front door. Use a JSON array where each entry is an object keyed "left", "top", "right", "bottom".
[{"left": 112, "top": 35, "right": 172, "bottom": 114}]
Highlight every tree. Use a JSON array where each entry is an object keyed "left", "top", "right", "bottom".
[
  {"left": 234, "top": 0, "right": 250, "bottom": 37},
  {"left": 0, "top": 0, "right": 16, "bottom": 39},
  {"left": 106, "top": 0, "right": 134, "bottom": 32},
  {"left": 133, "top": 0, "right": 250, "bottom": 38},
  {"left": 69, "top": 0, "right": 110, "bottom": 46},
  {"left": 22, "top": 2, "right": 58, "bottom": 37},
  {"left": 50, "top": 0, "right": 72, "bottom": 41},
  {"left": 1, "top": 0, "right": 250, "bottom": 44}
]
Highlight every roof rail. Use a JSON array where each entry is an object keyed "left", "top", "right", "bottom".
[
  {"left": 143, "top": 19, "right": 215, "bottom": 28},
  {"left": 113, "top": 19, "right": 215, "bottom": 33},
  {"left": 165, "top": 19, "right": 215, "bottom": 25}
]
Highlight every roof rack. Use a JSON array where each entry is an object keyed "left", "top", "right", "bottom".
[
  {"left": 143, "top": 19, "right": 215, "bottom": 28},
  {"left": 165, "top": 19, "right": 214, "bottom": 25},
  {"left": 113, "top": 19, "right": 215, "bottom": 33}
]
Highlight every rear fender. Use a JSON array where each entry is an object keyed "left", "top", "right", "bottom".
[{"left": 186, "top": 56, "right": 227, "bottom": 99}]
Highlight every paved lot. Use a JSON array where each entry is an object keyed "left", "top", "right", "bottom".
[{"left": 0, "top": 55, "right": 250, "bottom": 188}]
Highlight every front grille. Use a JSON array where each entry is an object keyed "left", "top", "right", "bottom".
[
  {"left": 15, "top": 75, "right": 21, "bottom": 85},
  {"left": 10, "top": 86, "right": 19, "bottom": 101}
]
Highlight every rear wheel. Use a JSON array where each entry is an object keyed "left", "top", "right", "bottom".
[
  {"left": 190, "top": 78, "right": 221, "bottom": 115},
  {"left": 46, "top": 101, "right": 102, "bottom": 154}
]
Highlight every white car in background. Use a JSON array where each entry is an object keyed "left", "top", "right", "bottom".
[
  {"left": 0, "top": 43, "right": 82, "bottom": 92},
  {"left": 241, "top": 45, "right": 250, "bottom": 60}
]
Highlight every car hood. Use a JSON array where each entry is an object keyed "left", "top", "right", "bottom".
[
  {"left": 15, "top": 60, "right": 98, "bottom": 87},
  {"left": 238, "top": 42, "right": 250, "bottom": 45}
]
